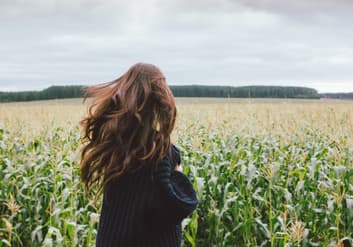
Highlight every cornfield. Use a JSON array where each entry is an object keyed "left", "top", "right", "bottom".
[{"left": 0, "top": 98, "right": 352, "bottom": 246}]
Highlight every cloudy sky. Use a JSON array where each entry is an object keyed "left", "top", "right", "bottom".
[{"left": 1, "top": 0, "right": 353, "bottom": 93}]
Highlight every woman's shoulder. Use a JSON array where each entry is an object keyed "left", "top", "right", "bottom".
[{"left": 104, "top": 165, "right": 153, "bottom": 195}]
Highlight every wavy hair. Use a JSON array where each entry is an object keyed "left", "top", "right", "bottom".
[{"left": 80, "top": 63, "right": 177, "bottom": 196}]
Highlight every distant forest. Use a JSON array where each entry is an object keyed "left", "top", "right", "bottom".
[
  {"left": 0, "top": 84, "right": 346, "bottom": 102},
  {"left": 320, "top": 93, "right": 353, "bottom": 100}
]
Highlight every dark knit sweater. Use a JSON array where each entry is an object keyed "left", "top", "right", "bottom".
[{"left": 95, "top": 144, "right": 199, "bottom": 247}]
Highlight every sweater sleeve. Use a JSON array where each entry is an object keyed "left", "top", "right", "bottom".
[{"left": 148, "top": 145, "right": 198, "bottom": 227}]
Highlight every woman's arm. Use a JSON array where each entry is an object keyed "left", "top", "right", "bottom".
[{"left": 148, "top": 144, "right": 198, "bottom": 226}]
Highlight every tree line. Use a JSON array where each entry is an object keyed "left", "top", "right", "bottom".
[
  {"left": 0, "top": 85, "right": 84, "bottom": 102},
  {"left": 320, "top": 93, "right": 353, "bottom": 100},
  {"left": 0, "top": 85, "right": 324, "bottom": 102}
]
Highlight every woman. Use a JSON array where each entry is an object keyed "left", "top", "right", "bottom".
[{"left": 80, "top": 63, "right": 198, "bottom": 247}]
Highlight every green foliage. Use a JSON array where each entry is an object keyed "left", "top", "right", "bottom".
[
  {"left": 0, "top": 127, "right": 98, "bottom": 246},
  {"left": 321, "top": 93, "right": 353, "bottom": 99},
  {"left": 0, "top": 85, "right": 86, "bottom": 102},
  {"left": 171, "top": 85, "right": 320, "bottom": 99},
  {"left": 1, "top": 126, "right": 352, "bottom": 246},
  {"left": 0, "top": 85, "right": 321, "bottom": 102},
  {"left": 178, "top": 128, "right": 353, "bottom": 247}
]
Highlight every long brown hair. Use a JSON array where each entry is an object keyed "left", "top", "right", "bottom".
[{"left": 80, "top": 63, "right": 177, "bottom": 196}]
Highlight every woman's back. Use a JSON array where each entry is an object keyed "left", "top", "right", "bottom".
[{"left": 96, "top": 146, "right": 197, "bottom": 247}]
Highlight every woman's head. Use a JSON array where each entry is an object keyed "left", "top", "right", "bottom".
[{"left": 80, "top": 63, "right": 176, "bottom": 195}]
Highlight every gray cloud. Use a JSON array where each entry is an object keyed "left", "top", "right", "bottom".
[
  {"left": 0, "top": 0, "right": 353, "bottom": 93},
  {"left": 238, "top": 0, "right": 353, "bottom": 16}
]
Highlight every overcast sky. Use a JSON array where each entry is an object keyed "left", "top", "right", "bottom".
[{"left": 1, "top": 0, "right": 353, "bottom": 93}]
